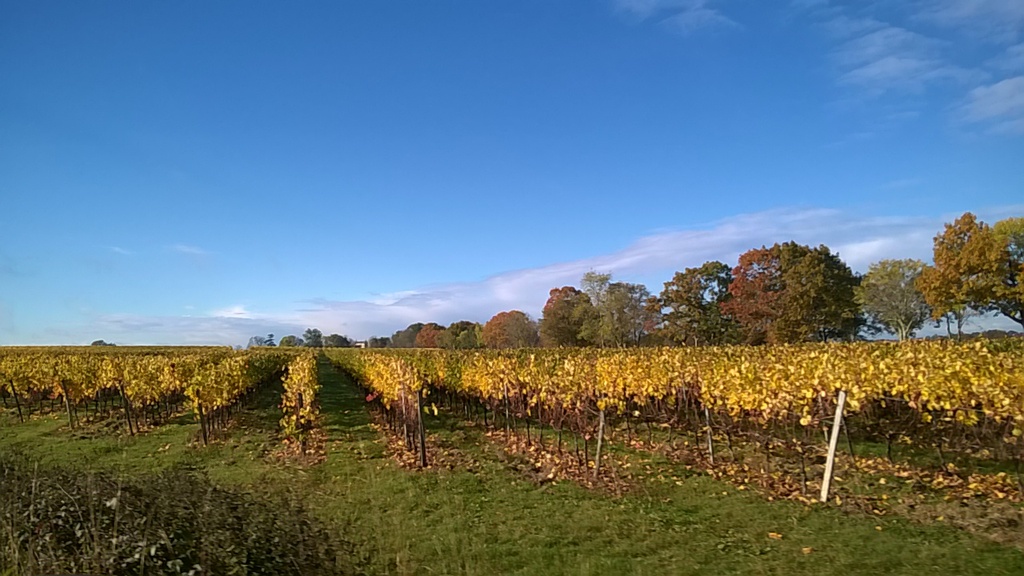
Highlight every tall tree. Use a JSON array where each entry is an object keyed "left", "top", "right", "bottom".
[
  {"left": 856, "top": 259, "right": 931, "bottom": 341},
  {"left": 917, "top": 213, "right": 1003, "bottom": 338},
  {"left": 367, "top": 336, "right": 391, "bottom": 348},
  {"left": 723, "top": 242, "right": 860, "bottom": 344},
  {"left": 483, "top": 310, "right": 540, "bottom": 348},
  {"left": 323, "top": 333, "right": 352, "bottom": 347},
  {"left": 438, "top": 321, "right": 483, "bottom": 349},
  {"left": 539, "top": 286, "right": 594, "bottom": 347},
  {"left": 605, "top": 281, "right": 658, "bottom": 347},
  {"left": 775, "top": 245, "right": 861, "bottom": 343},
  {"left": 390, "top": 323, "right": 424, "bottom": 348},
  {"left": 721, "top": 245, "right": 786, "bottom": 345},
  {"left": 246, "top": 335, "right": 267, "bottom": 348},
  {"left": 576, "top": 272, "right": 656, "bottom": 347},
  {"left": 265, "top": 333, "right": 276, "bottom": 347},
  {"left": 992, "top": 217, "right": 1024, "bottom": 328},
  {"left": 278, "top": 335, "right": 303, "bottom": 347},
  {"left": 656, "top": 261, "right": 738, "bottom": 346},
  {"left": 302, "top": 328, "right": 324, "bottom": 348},
  {"left": 414, "top": 323, "right": 444, "bottom": 348}
]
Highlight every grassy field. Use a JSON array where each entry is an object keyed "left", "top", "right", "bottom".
[{"left": 3, "top": 357, "right": 1024, "bottom": 575}]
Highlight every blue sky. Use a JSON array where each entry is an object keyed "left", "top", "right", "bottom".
[{"left": 1, "top": 0, "right": 1022, "bottom": 345}]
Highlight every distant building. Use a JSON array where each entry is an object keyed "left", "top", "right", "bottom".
[{"left": 354, "top": 340, "right": 368, "bottom": 349}]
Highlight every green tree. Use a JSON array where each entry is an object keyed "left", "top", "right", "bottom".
[
  {"left": 438, "top": 321, "right": 483, "bottom": 349},
  {"left": 323, "top": 333, "right": 352, "bottom": 347},
  {"left": 278, "top": 335, "right": 303, "bottom": 347},
  {"left": 656, "top": 261, "right": 738, "bottom": 346},
  {"left": 367, "top": 336, "right": 391, "bottom": 348},
  {"left": 856, "top": 259, "right": 931, "bottom": 341},
  {"left": 390, "top": 323, "right": 424, "bottom": 348},
  {"left": 992, "top": 217, "right": 1024, "bottom": 328},
  {"left": 577, "top": 272, "right": 657, "bottom": 347},
  {"left": 246, "top": 335, "right": 267, "bottom": 348},
  {"left": 302, "top": 328, "right": 324, "bottom": 348}
]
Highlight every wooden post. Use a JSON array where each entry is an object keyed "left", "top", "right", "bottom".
[
  {"left": 594, "top": 407, "right": 606, "bottom": 479},
  {"left": 197, "top": 402, "right": 208, "bottom": 445},
  {"left": 59, "top": 382, "right": 75, "bottom": 430},
  {"left": 820, "top": 390, "right": 847, "bottom": 503},
  {"left": 416, "top": 388, "right": 428, "bottom": 468},
  {"left": 704, "top": 406, "right": 715, "bottom": 466},
  {"left": 503, "top": 381, "right": 511, "bottom": 435},
  {"left": 9, "top": 381, "right": 23, "bottom": 423},
  {"left": 119, "top": 383, "right": 135, "bottom": 436}
]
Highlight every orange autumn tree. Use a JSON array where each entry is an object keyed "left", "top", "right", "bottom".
[
  {"left": 482, "top": 310, "right": 540, "bottom": 349},
  {"left": 414, "top": 323, "right": 444, "bottom": 348},
  {"left": 917, "top": 213, "right": 1003, "bottom": 338},
  {"left": 722, "top": 242, "right": 860, "bottom": 344}
]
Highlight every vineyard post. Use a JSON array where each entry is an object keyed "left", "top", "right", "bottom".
[
  {"left": 197, "top": 402, "right": 208, "bottom": 446},
  {"left": 119, "top": 383, "right": 135, "bottom": 436},
  {"left": 9, "top": 381, "right": 23, "bottom": 423},
  {"left": 820, "top": 389, "right": 848, "bottom": 503},
  {"left": 503, "top": 380, "right": 511, "bottom": 435},
  {"left": 594, "top": 406, "right": 606, "bottom": 479},
  {"left": 400, "top": 388, "right": 411, "bottom": 450},
  {"left": 704, "top": 406, "right": 715, "bottom": 466},
  {"left": 59, "top": 381, "right": 75, "bottom": 430},
  {"left": 416, "top": 388, "right": 428, "bottom": 468}
]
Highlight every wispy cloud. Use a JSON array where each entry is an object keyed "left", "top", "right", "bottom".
[
  {"left": 918, "top": 0, "right": 1024, "bottom": 44},
  {"left": 988, "top": 42, "right": 1024, "bottom": 72},
  {"left": 959, "top": 75, "right": 1024, "bottom": 133},
  {"left": 110, "top": 246, "right": 132, "bottom": 256},
  {"left": 614, "top": 0, "right": 738, "bottom": 35},
  {"left": 170, "top": 244, "right": 210, "bottom": 256},
  {"left": 831, "top": 20, "right": 984, "bottom": 95}
]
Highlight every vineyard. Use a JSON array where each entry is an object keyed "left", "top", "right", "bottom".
[
  {"left": 4, "top": 342, "right": 1024, "bottom": 574},
  {"left": 327, "top": 339, "right": 1024, "bottom": 503},
  {"left": 0, "top": 346, "right": 320, "bottom": 447}
]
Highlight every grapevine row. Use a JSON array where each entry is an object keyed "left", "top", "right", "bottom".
[{"left": 327, "top": 340, "right": 1024, "bottom": 479}]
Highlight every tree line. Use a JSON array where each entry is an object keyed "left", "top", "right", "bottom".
[
  {"left": 251, "top": 212, "right": 1021, "bottom": 350},
  {"left": 246, "top": 329, "right": 354, "bottom": 349}
]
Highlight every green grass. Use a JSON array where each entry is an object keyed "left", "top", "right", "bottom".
[{"left": 3, "top": 359, "right": 1024, "bottom": 575}]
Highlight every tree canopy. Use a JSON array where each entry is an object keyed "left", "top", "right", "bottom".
[
  {"left": 482, "top": 310, "right": 540, "bottom": 348},
  {"left": 656, "top": 261, "right": 737, "bottom": 346},
  {"left": 856, "top": 259, "right": 930, "bottom": 341}
]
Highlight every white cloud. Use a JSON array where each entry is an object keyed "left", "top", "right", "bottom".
[
  {"left": 110, "top": 246, "right": 132, "bottom": 255},
  {"left": 960, "top": 75, "right": 1024, "bottom": 133},
  {"left": 212, "top": 305, "right": 252, "bottom": 319}
]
